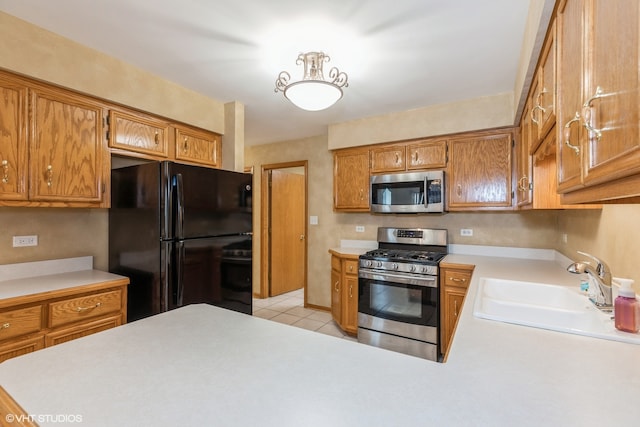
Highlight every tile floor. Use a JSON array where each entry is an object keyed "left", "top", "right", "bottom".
[{"left": 253, "top": 288, "right": 357, "bottom": 341}]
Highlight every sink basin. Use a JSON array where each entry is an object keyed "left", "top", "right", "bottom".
[{"left": 473, "top": 278, "right": 640, "bottom": 345}]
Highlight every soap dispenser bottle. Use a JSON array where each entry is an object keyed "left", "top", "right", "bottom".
[{"left": 614, "top": 281, "right": 639, "bottom": 333}]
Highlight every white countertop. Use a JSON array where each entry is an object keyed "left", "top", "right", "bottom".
[
  {"left": 0, "top": 257, "right": 127, "bottom": 301},
  {"left": 1, "top": 252, "right": 639, "bottom": 426}
]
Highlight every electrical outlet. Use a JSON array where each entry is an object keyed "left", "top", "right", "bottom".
[
  {"left": 13, "top": 235, "right": 38, "bottom": 247},
  {"left": 561, "top": 233, "right": 568, "bottom": 244},
  {"left": 460, "top": 229, "right": 473, "bottom": 237},
  {"left": 355, "top": 226, "right": 365, "bottom": 233}
]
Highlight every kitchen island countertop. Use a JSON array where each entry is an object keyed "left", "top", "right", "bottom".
[{"left": 1, "top": 252, "right": 639, "bottom": 426}]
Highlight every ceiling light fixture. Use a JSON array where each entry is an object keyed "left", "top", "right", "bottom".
[{"left": 274, "top": 52, "right": 349, "bottom": 111}]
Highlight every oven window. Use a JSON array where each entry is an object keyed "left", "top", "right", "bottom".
[{"left": 370, "top": 283, "right": 423, "bottom": 318}]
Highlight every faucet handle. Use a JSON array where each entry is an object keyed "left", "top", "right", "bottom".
[{"left": 577, "top": 251, "right": 610, "bottom": 276}]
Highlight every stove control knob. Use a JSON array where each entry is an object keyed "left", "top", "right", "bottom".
[
  {"left": 365, "top": 260, "right": 372, "bottom": 267},
  {"left": 410, "top": 265, "right": 416, "bottom": 272},
  {"left": 392, "top": 263, "right": 398, "bottom": 270},
  {"left": 421, "top": 266, "right": 428, "bottom": 273},
  {"left": 376, "top": 261, "right": 383, "bottom": 268}
]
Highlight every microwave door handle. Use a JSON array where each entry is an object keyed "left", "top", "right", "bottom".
[{"left": 424, "top": 177, "right": 429, "bottom": 207}]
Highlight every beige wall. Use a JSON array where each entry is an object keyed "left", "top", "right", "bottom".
[
  {"left": 327, "top": 92, "right": 515, "bottom": 150},
  {"left": 558, "top": 206, "right": 640, "bottom": 293},
  {"left": 0, "top": 208, "right": 109, "bottom": 270}
]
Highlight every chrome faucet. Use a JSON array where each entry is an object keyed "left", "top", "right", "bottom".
[{"left": 567, "top": 251, "right": 613, "bottom": 311}]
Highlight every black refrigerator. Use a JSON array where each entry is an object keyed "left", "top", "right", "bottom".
[{"left": 109, "top": 161, "right": 253, "bottom": 322}]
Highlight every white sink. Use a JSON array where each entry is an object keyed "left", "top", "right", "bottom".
[{"left": 473, "top": 278, "right": 640, "bottom": 345}]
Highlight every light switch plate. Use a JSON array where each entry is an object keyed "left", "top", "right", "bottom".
[{"left": 460, "top": 229, "right": 473, "bottom": 237}]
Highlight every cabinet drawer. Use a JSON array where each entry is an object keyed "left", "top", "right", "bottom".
[
  {"left": 49, "top": 290, "right": 122, "bottom": 328},
  {"left": 0, "top": 305, "right": 43, "bottom": 341},
  {"left": 344, "top": 260, "right": 358, "bottom": 275},
  {"left": 443, "top": 270, "right": 472, "bottom": 288}
]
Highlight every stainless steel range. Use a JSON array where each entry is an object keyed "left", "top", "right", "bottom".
[{"left": 358, "top": 227, "right": 447, "bottom": 362}]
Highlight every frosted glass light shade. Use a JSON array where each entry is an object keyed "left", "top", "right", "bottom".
[{"left": 284, "top": 81, "right": 343, "bottom": 111}]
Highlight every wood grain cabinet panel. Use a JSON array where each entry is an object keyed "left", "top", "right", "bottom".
[
  {"left": 448, "top": 130, "right": 513, "bottom": 210},
  {"left": 407, "top": 140, "right": 447, "bottom": 170},
  {"left": 48, "top": 289, "right": 123, "bottom": 328},
  {"left": 557, "top": 0, "right": 640, "bottom": 202},
  {"left": 333, "top": 148, "right": 370, "bottom": 211},
  {"left": 370, "top": 145, "right": 405, "bottom": 173},
  {"left": 174, "top": 125, "right": 221, "bottom": 168},
  {"left": 440, "top": 264, "right": 474, "bottom": 360},
  {"left": 46, "top": 315, "right": 122, "bottom": 347},
  {"left": 108, "top": 109, "right": 170, "bottom": 158},
  {"left": 0, "top": 74, "right": 28, "bottom": 202},
  {"left": 30, "top": 87, "right": 107, "bottom": 204},
  {"left": 0, "top": 305, "right": 43, "bottom": 341},
  {"left": 329, "top": 253, "right": 359, "bottom": 336},
  {"left": 0, "top": 336, "right": 45, "bottom": 363}
]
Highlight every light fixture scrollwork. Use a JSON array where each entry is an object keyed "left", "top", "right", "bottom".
[{"left": 275, "top": 52, "right": 349, "bottom": 111}]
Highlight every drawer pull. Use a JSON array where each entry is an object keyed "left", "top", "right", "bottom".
[
  {"left": 0, "top": 322, "right": 10, "bottom": 330},
  {"left": 450, "top": 277, "right": 467, "bottom": 283},
  {"left": 75, "top": 302, "right": 102, "bottom": 312}
]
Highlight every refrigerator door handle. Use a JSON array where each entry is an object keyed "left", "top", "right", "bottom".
[
  {"left": 175, "top": 240, "right": 185, "bottom": 307},
  {"left": 173, "top": 173, "right": 185, "bottom": 240}
]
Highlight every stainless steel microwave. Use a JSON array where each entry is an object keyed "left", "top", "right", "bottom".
[{"left": 370, "top": 171, "right": 445, "bottom": 213}]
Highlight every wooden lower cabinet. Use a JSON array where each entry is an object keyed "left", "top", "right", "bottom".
[
  {"left": 440, "top": 263, "right": 474, "bottom": 359},
  {"left": 329, "top": 252, "right": 359, "bottom": 335},
  {"left": 0, "top": 280, "right": 128, "bottom": 363}
]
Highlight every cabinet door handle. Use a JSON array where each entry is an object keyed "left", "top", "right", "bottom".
[
  {"left": 183, "top": 137, "right": 189, "bottom": 152},
  {"left": 75, "top": 302, "right": 102, "bottom": 312},
  {"left": 456, "top": 184, "right": 462, "bottom": 197},
  {"left": 413, "top": 151, "right": 419, "bottom": 162},
  {"left": 349, "top": 284, "right": 353, "bottom": 298},
  {"left": 582, "top": 86, "right": 604, "bottom": 141},
  {"left": 563, "top": 112, "right": 581, "bottom": 155},
  {"left": 530, "top": 89, "right": 548, "bottom": 125},
  {"left": 359, "top": 188, "right": 364, "bottom": 200},
  {"left": 1, "top": 160, "right": 9, "bottom": 184},
  {"left": 454, "top": 300, "right": 458, "bottom": 317},
  {"left": 334, "top": 281, "right": 339, "bottom": 292},
  {"left": 518, "top": 176, "right": 529, "bottom": 192},
  {"left": 154, "top": 131, "right": 160, "bottom": 145},
  {"left": 0, "top": 322, "right": 10, "bottom": 330},
  {"left": 46, "top": 164, "right": 53, "bottom": 187}
]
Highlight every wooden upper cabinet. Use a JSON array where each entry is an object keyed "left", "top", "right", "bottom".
[
  {"left": 556, "top": 0, "right": 584, "bottom": 192},
  {"left": 333, "top": 148, "right": 370, "bottom": 211},
  {"left": 0, "top": 74, "right": 28, "bottom": 201},
  {"left": 174, "top": 125, "right": 221, "bottom": 168},
  {"left": 582, "top": 0, "right": 640, "bottom": 186},
  {"left": 370, "top": 145, "right": 405, "bottom": 173},
  {"left": 529, "top": 20, "right": 557, "bottom": 153},
  {"left": 29, "top": 87, "right": 107, "bottom": 205},
  {"left": 407, "top": 140, "right": 447, "bottom": 170},
  {"left": 557, "top": 0, "right": 640, "bottom": 202},
  {"left": 108, "top": 109, "right": 170, "bottom": 158},
  {"left": 516, "top": 100, "right": 533, "bottom": 208},
  {"left": 448, "top": 130, "right": 513, "bottom": 210}
]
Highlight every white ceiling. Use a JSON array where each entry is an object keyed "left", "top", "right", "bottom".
[{"left": 1, "top": 0, "right": 535, "bottom": 146}]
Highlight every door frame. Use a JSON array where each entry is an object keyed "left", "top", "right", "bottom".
[{"left": 259, "top": 161, "right": 308, "bottom": 303}]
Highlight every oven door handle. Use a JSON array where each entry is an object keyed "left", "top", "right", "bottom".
[{"left": 359, "top": 270, "right": 437, "bottom": 288}]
